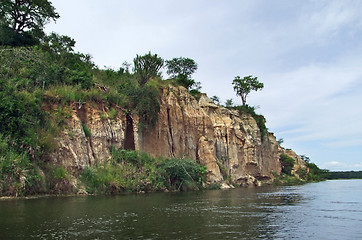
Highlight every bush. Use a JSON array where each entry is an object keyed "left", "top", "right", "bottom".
[
  {"left": 133, "top": 85, "right": 160, "bottom": 128},
  {"left": 306, "top": 162, "right": 328, "bottom": 181},
  {"left": 0, "top": 136, "right": 43, "bottom": 196},
  {"left": 280, "top": 154, "right": 295, "bottom": 175},
  {"left": 159, "top": 158, "right": 206, "bottom": 190},
  {"left": 296, "top": 168, "right": 307, "bottom": 179},
  {"left": 80, "top": 149, "right": 207, "bottom": 194}
]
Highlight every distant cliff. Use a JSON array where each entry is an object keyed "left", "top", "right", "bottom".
[{"left": 49, "top": 85, "right": 305, "bottom": 188}]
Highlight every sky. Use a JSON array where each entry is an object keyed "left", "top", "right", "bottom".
[{"left": 45, "top": 0, "right": 362, "bottom": 171}]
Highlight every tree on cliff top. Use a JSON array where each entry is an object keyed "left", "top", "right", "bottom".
[
  {"left": 133, "top": 52, "right": 164, "bottom": 86},
  {"left": 165, "top": 57, "right": 198, "bottom": 90},
  {"left": 232, "top": 75, "right": 264, "bottom": 106},
  {"left": 0, "top": 0, "right": 59, "bottom": 45},
  {"left": 0, "top": 0, "right": 59, "bottom": 33}
]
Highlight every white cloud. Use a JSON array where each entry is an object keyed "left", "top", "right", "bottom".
[{"left": 322, "top": 161, "right": 362, "bottom": 171}]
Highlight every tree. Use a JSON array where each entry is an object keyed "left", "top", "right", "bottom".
[
  {"left": 166, "top": 57, "right": 198, "bottom": 90},
  {"left": 300, "top": 155, "right": 310, "bottom": 163},
  {"left": 0, "top": 0, "right": 59, "bottom": 35},
  {"left": 133, "top": 52, "right": 164, "bottom": 86},
  {"left": 225, "top": 99, "right": 234, "bottom": 108},
  {"left": 42, "top": 32, "right": 76, "bottom": 55},
  {"left": 210, "top": 96, "right": 220, "bottom": 105},
  {"left": 232, "top": 75, "right": 264, "bottom": 106}
]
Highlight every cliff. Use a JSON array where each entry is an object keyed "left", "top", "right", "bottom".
[{"left": 50, "top": 85, "right": 304, "bottom": 187}]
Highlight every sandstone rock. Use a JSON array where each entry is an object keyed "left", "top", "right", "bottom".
[{"left": 50, "top": 86, "right": 305, "bottom": 187}]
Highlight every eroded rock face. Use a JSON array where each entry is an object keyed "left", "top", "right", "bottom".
[
  {"left": 136, "top": 87, "right": 282, "bottom": 185},
  {"left": 50, "top": 86, "right": 303, "bottom": 186},
  {"left": 49, "top": 103, "right": 125, "bottom": 172}
]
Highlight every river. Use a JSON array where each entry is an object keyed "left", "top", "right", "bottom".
[{"left": 0, "top": 179, "right": 361, "bottom": 239}]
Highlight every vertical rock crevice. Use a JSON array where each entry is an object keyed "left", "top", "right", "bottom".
[
  {"left": 124, "top": 114, "right": 135, "bottom": 150},
  {"left": 167, "top": 108, "right": 175, "bottom": 157}
]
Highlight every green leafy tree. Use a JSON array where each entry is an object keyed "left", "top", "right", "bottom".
[
  {"left": 42, "top": 32, "right": 76, "bottom": 55},
  {"left": 133, "top": 52, "right": 164, "bottom": 86},
  {"left": 232, "top": 75, "right": 264, "bottom": 106},
  {"left": 0, "top": 0, "right": 59, "bottom": 36},
  {"left": 210, "top": 95, "right": 220, "bottom": 105},
  {"left": 225, "top": 98, "right": 234, "bottom": 108},
  {"left": 300, "top": 155, "right": 310, "bottom": 163},
  {"left": 165, "top": 57, "right": 198, "bottom": 90}
]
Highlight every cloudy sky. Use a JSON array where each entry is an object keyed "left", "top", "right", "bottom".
[{"left": 45, "top": 0, "right": 362, "bottom": 171}]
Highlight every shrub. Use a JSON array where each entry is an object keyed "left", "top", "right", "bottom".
[
  {"left": 81, "top": 149, "right": 207, "bottom": 194},
  {"left": 280, "top": 154, "right": 295, "bottom": 175},
  {"left": 159, "top": 158, "right": 206, "bottom": 190},
  {"left": 0, "top": 136, "right": 43, "bottom": 196},
  {"left": 133, "top": 85, "right": 160, "bottom": 128},
  {"left": 296, "top": 168, "right": 307, "bottom": 179}
]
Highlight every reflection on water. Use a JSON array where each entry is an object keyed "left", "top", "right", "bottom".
[{"left": 1, "top": 180, "right": 362, "bottom": 239}]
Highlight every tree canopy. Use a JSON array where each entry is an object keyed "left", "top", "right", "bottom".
[
  {"left": 133, "top": 52, "right": 164, "bottom": 86},
  {"left": 0, "top": 0, "right": 59, "bottom": 45},
  {"left": 232, "top": 75, "right": 264, "bottom": 106},
  {"left": 165, "top": 57, "right": 198, "bottom": 90},
  {"left": 0, "top": 0, "right": 59, "bottom": 32}
]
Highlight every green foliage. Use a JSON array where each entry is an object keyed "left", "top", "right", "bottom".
[
  {"left": 225, "top": 99, "right": 234, "bottom": 108},
  {"left": 0, "top": 82, "right": 44, "bottom": 150},
  {"left": 133, "top": 52, "right": 164, "bottom": 86},
  {"left": 50, "top": 166, "right": 68, "bottom": 180},
  {"left": 82, "top": 124, "right": 91, "bottom": 138},
  {"left": 0, "top": 25, "right": 37, "bottom": 46},
  {"left": 216, "top": 160, "right": 232, "bottom": 184},
  {"left": 234, "top": 105, "right": 268, "bottom": 139},
  {"left": 232, "top": 75, "right": 264, "bottom": 106},
  {"left": 280, "top": 154, "right": 295, "bottom": 175},
  {"left": 189, "top": 89, "right": 202, "bottom": 101},
  {"left": 300, "top": 154, "right": 310, "bottom": 163},
  {"left": 80, "top": 149, "right": 207, "bottom": 194},
  {"left": 166, "top": 57, "right": 198, "bottom": 79},
  {"left": 160, "top": 158, "right": 206, "bottom": 190},
  {"left": 211, "top": 95, "right": 220, "bottom": 105},
  {"left": 327, "top": 171, "right": 362, "bottom": 179},
  {"left": 306, "top": 162, "right": 328, "bottom": 181},
  {"left": 108, "top": 108, "right": 117, "bottom": 119},
  {"left": 0, "top": 0, "right": 59, "bottom": 41},
  {"left": 0, "top": 136, "right": 43, "bottom": 196},
  {"left": 273, "top": 173, "right": 303, "bottom": 186},
  {"left": 42, "top": 32, "right": 75, "bottom": 54},
  {"left": 296, "top": 167, "right": 307, "bottom": 179},
  {"left": 165, "top": 57, "right": 198, "bottom": 90},
  {"left": 134, "top": 85, "right": 160, "bottom": 128}
]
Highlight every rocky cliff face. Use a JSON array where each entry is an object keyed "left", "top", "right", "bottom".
[{"left": 50, "top": 86, "right": 303, "bottom": 186}]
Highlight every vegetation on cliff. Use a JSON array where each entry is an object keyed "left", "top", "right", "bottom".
[
  {"left": 0, "top": 0, "right": 206, "bottom": 196},
  {"left": 272, "top": 154, "right": 328, "bottom": 185},
  {"left": 0, "top": 0, "right": 324, "bottom": 196},
  {"left": 80, "top": 149, "right": 207, "bottom": 194}
]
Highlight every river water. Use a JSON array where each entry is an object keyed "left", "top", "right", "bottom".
[{"left": 0, "top": 180, "right": 361, "bottom": 239}]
